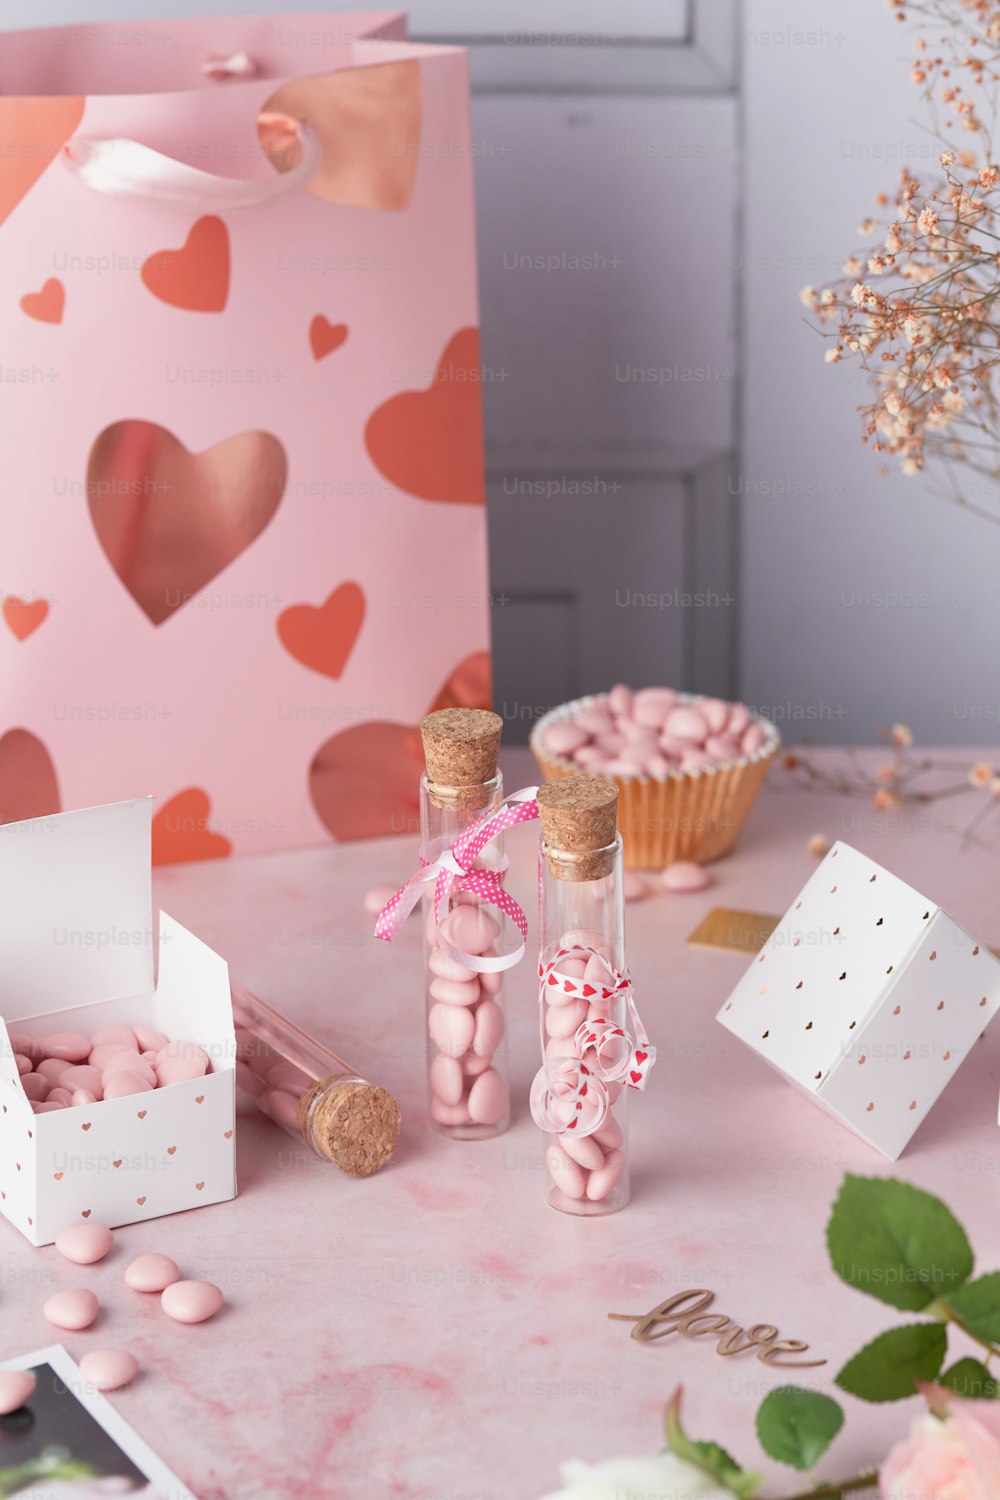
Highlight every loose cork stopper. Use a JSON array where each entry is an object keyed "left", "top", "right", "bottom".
[
  {"left": 420, "top": 708, "right": 502, "bottom": 808},
  {"left": 537, "top": 775, "right": 619, "bottom": 881},
  {"left": 298, "top": 1076, "right": 401, "bottom": 1176}
]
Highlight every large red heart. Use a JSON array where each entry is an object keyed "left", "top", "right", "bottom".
[
  {"left": 3, "top": 597, "right": 48, "bottom": 641},
  {"left": 309, "top": 653, "right": 492, "bottom": 840},
  {"left": 0, "top": 729, "right": 60, "bottom": 825},
  {"left": 310, "top": 316, "right": 349, "bottom": 361},
  {"left": 152, "top": 789, "right": 232, "bottom": 866},
  {"left": 20, "top": 279, "right": 64, "bottom": 324},
  {"left": 0, "top": 98, "right": 84, "bottom": 227},
  {"left": 365, "top": 328, "right": 485, "bottom": 505},
  {"left": 87, "top": 420, "right": 286, "bottom": 624},
  {"left": 277, "top": 583, "right": 365, "bottom": 679},
  {"left": 141, "top": 216, "right": 230, "bottom": 312}
]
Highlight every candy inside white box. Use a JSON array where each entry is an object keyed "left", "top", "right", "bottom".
[
  {"left": 0, "top": 798, "right": 236, "bottom": 1246},
  {"left": 716, "top": 840, "right": 1000, "bottom": 1159}
]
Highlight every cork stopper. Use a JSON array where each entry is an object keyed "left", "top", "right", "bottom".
[
  {"left": 420, "top": 708, "right": 502, "bottom": 808},
  {"left": 298, "top": 1076, "right": 401, "bottom": 1176},
  {"left": 537, "top": 775, "right": 619, "bottom": 881}
]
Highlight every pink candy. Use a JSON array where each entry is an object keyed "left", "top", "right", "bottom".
[
  {"left": 541, "top": 686, "right": 768, "bottom": 780},
  {"left": 427, "top": 896, "right": 508, "bottom": 1134},
  {"left": 9, "top": 1023, "right": 211, "bottom": 1113},
  {"left": 540, "top": 929, "right": 629, "bottom": 1208}
]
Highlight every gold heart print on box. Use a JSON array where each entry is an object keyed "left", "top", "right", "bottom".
[{"left": 86, "top": 421, "right": 287, "bottom": 625}]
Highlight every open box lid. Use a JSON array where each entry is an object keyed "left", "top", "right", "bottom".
[{"left": 0, "top": 798, "right": 153, "bottom": 1018}]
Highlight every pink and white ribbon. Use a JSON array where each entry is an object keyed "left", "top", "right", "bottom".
[
  {"left": 61, "top": 116, "right": 319, "bottom": 211},
  {"left": 530, "top": 945, "right": 656, "bottom": 1136},
  {"left": 374, "top": 787, "right": 540, "bottom": 973}
]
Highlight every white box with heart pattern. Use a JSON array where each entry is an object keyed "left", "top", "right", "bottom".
[
  {"left": 716, "top": 840, "right": 1000, "bottom": 1159},
  {"left": 0, "top": 797, "right": 236, "bottom": 1246}
]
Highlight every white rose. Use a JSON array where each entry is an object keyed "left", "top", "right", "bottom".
[{"left": 538, "top": 1450, "right": 734, "bottom": 1500}]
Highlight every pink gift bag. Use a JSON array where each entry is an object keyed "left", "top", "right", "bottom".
[{"left": 0, "top": 11, "right": 490, "bottom": 861}]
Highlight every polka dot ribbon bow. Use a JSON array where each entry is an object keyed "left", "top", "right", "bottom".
[
  {"left": 373, "top": 788, "right": 541, "bottom": 973},
  {"left": 530, "top": 946, "right": 656, "bottom": 1137}
]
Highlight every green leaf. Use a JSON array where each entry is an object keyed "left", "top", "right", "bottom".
[
  {"left": 946, "top": 1273, "right": 1000, "bottom": 1345},
  {"left": 755, "top": 1386, "right": 844, "bottom": 1471},
  {"left": 664, "top": 1389, "right": 761, "bottom": 1499},
  {"left": 827, "top": 1175, "right": 973, "bottom": 1312},
  {"left": 940, "top": 1358, "right": 1000, "bottom": 1400},
  {"left": 836, "top": 1323, "right": 947, "bottom": 1402}
]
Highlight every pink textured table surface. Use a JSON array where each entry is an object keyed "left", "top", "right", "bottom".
[{"left": 3, "top": 748, "right": 1000, "bottom": 1499}]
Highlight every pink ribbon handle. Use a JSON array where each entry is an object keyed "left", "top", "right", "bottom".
[
  {"left": 374, "top": 787, "right": 540, "bottom": 974},
  {"left": 61, "top": 115, "right": 320, "bottom": 212}
]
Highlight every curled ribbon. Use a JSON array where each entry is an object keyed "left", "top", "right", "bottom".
[
  {"left": 530, "top": 945, "right": 656, "bottom": 1136},
  {"left": 374, "top": 787, "right": 540, "bottom": 973}
]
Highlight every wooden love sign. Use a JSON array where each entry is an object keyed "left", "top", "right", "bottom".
[{"left": 608, "top": 1288, "right": 826, "bottom": 1367}]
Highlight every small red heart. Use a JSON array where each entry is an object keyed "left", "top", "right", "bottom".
[
  {"left": 309, "top": 315, "right": 349, "bottom": 361},
  {"left": 113, "top": 1160, "right": 122, "bottom": 1169},
  {"left": 277, "top": 582, "right": 366, "bottom": 681},
  {"left": 195, "top": 1095, "right": 205, "bottom": 1105},
  {"left": 563, "top": 979, "right": 574, "bottom": 992},
  {"left": 581, "top": 985, "right": 596, "bottom": 998},
  {"left": 20, "top": 277, "right": 64, "bottom": 324},
  {"left": 81, "top": 1122, "right": 91, "bottom": 1131},
  {"left": 141, "top": 215, "right": 229, "bottom": 312},
  {"left": 601, "top": 989, "right": 612, "bottom": 999},
  {"left": 585, "top": 1033, "right": 596, "bottom": 1044},
  {"left": 81, "top": 1209, "right": 91, "bottom": 1218},
  {"left": 579, "top": 1084, "right": 587, "bottom": 1098},
  {"left": 3, "top": 597, "right": 49, "bottom": 641},
  {"left": 195, "top": 1181, "right": 205, "bottom": 1191},
  {"left": 53, "top": 1172, "right": 63, "bottom": 1180},
  {"left": 224, "top": 1129, "right": 233, "bottom": 1139},
  {"left": 565, "top": 1118, "right": 577, "bottom": 1129},
  {"left": 630, "top": 1070, "right": 642, "bottom": 1084},
  {"left": 547, "top": 974, "right": 558, "bottom": 987},
  {"left": 136, "top": 1195, "right": 146, "bottom": 1205},
  {"left": 167, "top": 1145, "right": 177, "bottom": 1155},
  {"left": 635, "top": 1050, "right": 648, "bottom": 1064},
  {"left": 137, "top": 1110, "right": 147, "bottom": 1119}
]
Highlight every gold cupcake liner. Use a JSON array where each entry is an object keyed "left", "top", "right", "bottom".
[{"left": 530, "top": 694, "right": 781, "bottom": 870}]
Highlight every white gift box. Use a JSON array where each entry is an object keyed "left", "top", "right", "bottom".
[
  {"left": 716, "top": 840, "right": 1000, "bottom": 1159},
  {"left": 0, "top": 798, "right": 236, "bottom": 1246}
]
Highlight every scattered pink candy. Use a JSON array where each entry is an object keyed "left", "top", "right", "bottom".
[
  {"left": 661, "top": 861, "right": 712, "bottom": 893},
  {"left": 79, "top": 1348, "right": 138, "bottom": 1392},
  {"left": 0, "top": 1371, "right": 35, "bottom": 1415}
]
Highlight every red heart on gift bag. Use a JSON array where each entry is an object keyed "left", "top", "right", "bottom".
[
  {"left": 3, "top": 597, "right": 48, "bottom": 641},
  {"left": 309, "top": 653, "right": 491, "bottom": 840},
  {"left": 310, "top": 316, "right": 349, "bottom": 361},
  {"left": 87, "top": 419, "right": 286, "bottom": 624},
  {"left": 0, "top": 729, "right": 60, "bottom": 824},
  {"left": 20, "top": 278, "right": 64, "bottom": 324},
  {"left": 630, "top": 1070, "right": 642, "bottom": 1084},
  {"left": 365, "top": 328, "right": 485, "bottom": 505},
  {"left": 141, "top": 215, "right": 229, "bottom": 311},
  {"left": 0, "top": 97, "right": 84, "bottom": 226},
  {"left": 277, "top": 583, "right": 365, "bottom": 680},
  {"left": 635, "top": 1050, "right": 647, "bottom": 1064},
  {"left": 152, "top": 790, "right": 232, "bottom": 867}
]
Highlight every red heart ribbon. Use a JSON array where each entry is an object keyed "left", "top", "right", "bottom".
[
  {"left": 373, "top": 787, "right": 540, "bottom": 973},
  {"left": 530, "top": 946, "right": 656, "bottom": 1134}
]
